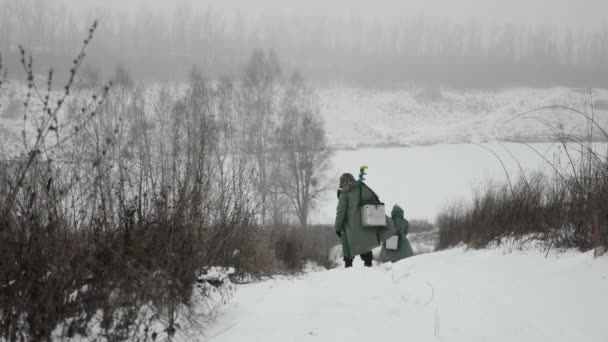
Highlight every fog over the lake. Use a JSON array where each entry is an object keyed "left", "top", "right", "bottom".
[{"left": 2, "top": 0, "right": 608, "bottom": 87}]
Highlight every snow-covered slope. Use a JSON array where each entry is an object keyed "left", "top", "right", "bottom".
[
  {"left": 319, "top": 87, "right": 608, "bottom": 149},
  {"left": 205, "top": 247, "right": 608, "bottom": 342},
  {"left": 2, "top": 85, "right": 607, "bottom": 152}
]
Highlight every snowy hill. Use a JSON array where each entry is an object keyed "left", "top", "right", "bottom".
[
  {"left": 318, "top": 87, "right": 608, "bottom": 149},
  {"left": 2, "top": 85, "right": 608, "bottom": 152},
  {"left": 205, "top": 246, "right": 608, "bottom": 342}
]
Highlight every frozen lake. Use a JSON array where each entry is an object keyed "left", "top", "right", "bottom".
[{"left": 313, "top": 142, "right": 606, "bottom": 224}]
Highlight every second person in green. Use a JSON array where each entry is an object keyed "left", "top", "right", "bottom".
[{"left": 379, "top": 205, "right": 414, "bottom": 263}]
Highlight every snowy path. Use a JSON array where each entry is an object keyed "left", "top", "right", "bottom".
[{"left": 204, "top": 247, "right": 608, "bottom": 342}]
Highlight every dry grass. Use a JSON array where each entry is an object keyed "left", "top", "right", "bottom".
[{"left": 437, "top": 102, "right": 608, "bottom": 255}]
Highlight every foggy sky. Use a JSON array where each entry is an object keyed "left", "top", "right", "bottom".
[
  {"left": 3, "top": 0, "right": 608, "bottom": 87},
  {"left": 60, "top": 0, "right": 608, "bottom": 30}
]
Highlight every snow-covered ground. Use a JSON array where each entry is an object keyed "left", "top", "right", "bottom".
[
  {"left": 319, "top": 87, "right": 608, "bottom": 148},
  {"left": 406, "top": 230, "right": 438, "bottom": 254},
  {"left": 205, "top": 246, "right": 608, "bottom": 342}
]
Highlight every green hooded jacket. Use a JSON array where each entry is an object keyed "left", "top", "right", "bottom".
[
  {"left": 379, "top": 205, "right": 414, "bottom": 263},
  {"left": 335, "top": 178, "right": 395, "bottom": 258}
]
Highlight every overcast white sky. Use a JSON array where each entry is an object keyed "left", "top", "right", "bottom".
[{"left": 61, "top": 0, "right": 608, "bottom": 30}]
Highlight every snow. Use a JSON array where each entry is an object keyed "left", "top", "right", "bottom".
[
  {"left": 407, "top": 230, "right": 439, "bottom": 254},
  {"left": 199, "top": 267, "right": 236, "bottom": 283},
  {"left": 205, "top": 247, "right": 608, "bottom": 342},
  {"left": 319, "top": 87, "right": 608, "bottom": 149},
  {"left": 313, "top": 141, "right": 607, "bottom": 223},
  {"left": 51, "top": 267, "right": 238, "bottom": 341}
]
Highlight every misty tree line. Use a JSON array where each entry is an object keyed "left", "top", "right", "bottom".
[{"left": 1, "top": 0, "right": 608, "bottom": 87}]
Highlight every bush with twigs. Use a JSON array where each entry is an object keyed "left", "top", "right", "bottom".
[
  {"left": 437, "top": 99, "right": 608, "bottom": 255},
  {"left": 0, "top": 22, "right": 257, "bottom": 341},
  {"left": 0, "top": 21, "right": 338, "bottom": 341}
]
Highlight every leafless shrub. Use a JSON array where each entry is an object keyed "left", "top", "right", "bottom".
[
  {"left": 437, "top": 96, "right": 608, "bottom": 255},
  {"left": 0, "top": 24, "right": 257, "bottom": 341},
  {"left": 1, "top": 21, "right": 337, "bottom": 339},
  {"left": 225, "top": 224, "right": 337, "bottom": 279},
  {"left": 271, "top": 224, "right": 337, "bottom": 272}
]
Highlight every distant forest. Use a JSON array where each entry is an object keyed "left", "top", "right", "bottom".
[{"left": 1, "top": 0, "right": 608, "bottom": 88}]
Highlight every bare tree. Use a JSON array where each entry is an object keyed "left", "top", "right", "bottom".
[
  {"left": 275, "top": 72, "right": 332, "bottom": 227},
  {"left": 241, "top": 48, "right": 281, "bottom": 224}
]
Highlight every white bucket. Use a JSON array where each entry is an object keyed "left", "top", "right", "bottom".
[
  {"left": 361, "top": 204, "right": 386, "bottom": 226},
  {"left": 385, "top": 235, "right": 399, "bottom": 250}
]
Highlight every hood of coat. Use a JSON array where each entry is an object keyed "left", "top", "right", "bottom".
[
  {"left": 391, "top": 205, "right": 404, "bottom": 218},
  {"left": 339, "top": 173, "right": 357, "bottom": 193}
]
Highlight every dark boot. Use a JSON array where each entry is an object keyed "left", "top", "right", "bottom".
[
  {"left": 361, "top": 251, "right": 373, "bottom": 267},
  {"left": 344, "top": 256, "right": 354, "bottom": 268}
]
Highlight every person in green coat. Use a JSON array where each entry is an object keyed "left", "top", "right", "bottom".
[
  {"left": 379, "top": 205, "right": 414, "bottom": 263},
  {"left": 335, "top": 173, "right": 394, "bottom": 267}
]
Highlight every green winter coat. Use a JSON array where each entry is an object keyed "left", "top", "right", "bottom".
[
  {"left": 335, "top": 180, "right": 395, "bottom": 258},
  {"left": 379, "top": 206, "right": 414, "bottom": 263}
]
